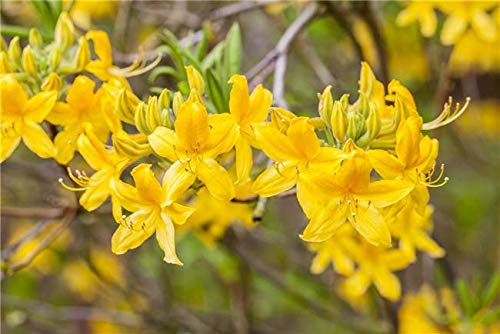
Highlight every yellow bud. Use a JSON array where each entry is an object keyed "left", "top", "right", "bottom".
[
  {"left": 134, "top": 102, "right": 151, "bottom": 135},
  {"left": 29, "top": 28, "right": 43, "bottom": 49},
  {"left": 318, "top": 85, "right": 333, "bottom": 124},
  {"left": 117, "top": 89, "right": 139, "bottom": 124},
  {"left": 22, "top": 46, "right": 38, "bottom": 78},
  {"left": 0, "top": 38, "right": 7, "bottom": 52},
  {"left": 74, "top": 36, "right": 90, "bottom": 72},
  {"left": 113, "top": 131, "right": 151, "bottom": 160},
  {"left": 158, "top": 88, "right": 171, "bottom": 111},
  {"left": 185, "top": 66, "right": 205, "bottom": 94},
  {"left": 8, "top": 36, "right": 21, "bottom": 62},
  {"left": 55, "top": 12, "right": 74, "bottom": 51},
  {"left": 145, "top": 96, "right": 161, "bottom": 131},
  {"left": 49, "top": 47, "right": 62, "bottom": 69},
  {"left": 357, "top": 103, "right": 381, "bottom": 147},
  {"left": 172, "top": 92, "right": 184, "bottom": 116},
  {"left": 330, "top": 101, "right": 348, "bottom": 144},
  {"left": 346, "top": 112, "right": 364, "bottom": 140},
  {"left": 41, "top": 73, "right": 62, "bottom": 91},
  {"left": 0, "top": 52, "right": 13, "bottom": 73}
]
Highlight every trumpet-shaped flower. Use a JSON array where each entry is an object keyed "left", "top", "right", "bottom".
[
  {"left": 111, "top": 164, "right": 194, "bottom": 265},
  {"left": 252, "top": 117, "right": 345, "bottom": 199},
  {"left": 228, "top": 74, "right": 273, "bottom": 182},
  {"left": 300, "top": 150, "right": 413, "bottom": 247},
  {"left": 148, "top": 90, "right": 237, "bottom": 201},
  {"left": 46, "top": 75, "right": 110, "bottom": 164},
  {"left": 0, "top": 74, "right": 57, "bottom": 162},
  {"left": 396, "top": 1, "right": 438, "bottom": 37},
  {"left": 60, "top": 126, "right": 128, "bottom": 215}
]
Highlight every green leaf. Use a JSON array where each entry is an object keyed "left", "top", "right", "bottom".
[
  {"left": 482, "top": 272, "right": 500, "bottom": 307},
  {"left": 148, "top": 66, "right": 181, "bottom": 84},
  {"left": 206, "top": 69, "right": 227, "bottom": 113},
  {"left": 201, "top": 41, "right": 225, "bottom": 71},
  {"left": 224, "top": 22, "right": 242, "bottom": 80},
  {"left": 456, "top": 280, "right": 476, "bottom": 316},
  {"left": 196, "top": 24, "right": 210, "bottom": 61}
]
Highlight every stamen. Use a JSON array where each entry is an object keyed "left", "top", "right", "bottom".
[
  {"left": 419, "top": 163, "right": 449, "bottom": 188},
  {"left": 423, "top": 97, "right": 470, "bottom": 130},
  {"left": 58, "top": 178, "right": 86, "bottom": 192}
]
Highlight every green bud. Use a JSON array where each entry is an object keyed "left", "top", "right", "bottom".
[
  {"left": 145, "top": 96, "right": 161, "bottom": 131},
  {"left": 0, "top": 52, "right": 13, "bottom": 73},
  {"left": 346, "top": 112, "right": 365, "bottom": 140},
  {"left": 172, "top": 92, "right": 184, "bottom": 116},
  {"left": 29, "top": 28, "right": 43, "bottom": 49},
  {"left": 330, "top": 101, "right": 348, "bottom": 144},
  {"left": 74, "top": 36, "right": 90, "bottom": 72},
  {"left": 49, "top": 47, "right": 62, "bottom": 69},
  {"left": 0, "top": 38, "right": 7, "bottom": 52},
  {"left": 8, "top": 37, "right": 21, "bottom": 63},
  {"left": 117, "top": 89, "right": 139, "bottom": 124},
  {"left": 54, "top": 12, "right": 74, "bottom": 51},
  {"left": 134, "top": 102, "right": 151, "bottom": 135},
  {"left": 318, "top": 85, "right": 333, "bottom": 125}
]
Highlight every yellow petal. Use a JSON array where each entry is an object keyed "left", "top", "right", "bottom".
[
  {"left": 86, "top": 30, "right": 113, "bottom": 66},
  {"left": 252, "top": 162, "right": 297, "bottom": 197},
  {"left": 156, "top": 213, "right": 183, "bottom": 265},
  {"left": 246, "top": 84, "right": 272, "bottom": 124},
  {"left": 0, "top": 133, "right": 21, "bottom": 162},
  {"left": 472, "top": 10, "right": 497, "bottom": 42},
  {"left": 203, "top": 113, "right": 238, "bottom": 158},
  {"left": 310, "top": 246, "right": 332, "bottom": 274},
  {"left": 366, "top": 149, "right": 404, "bottom": 179},
  {"left": 413, "top": 231, "right": 445, "bottom": 258},
  {"left": 77, "top": 132, "right": 108, "bottom": 170},
  {"left": 228, "top": 74, "right": 249, "bottom": 123},
  {"left": 341, "top": 270, "right": 371, "bottom": 296},
  {"left": 85, "top": 60, "right": 111, "bottom": 81},
  {"left": 301, "top": 203, "right": 348, "bottom": 242},
  {"left": 396, "top": 116, "right": 422, "bottom": 168},
  {"left": 175, "top": 90, "right": 210, "bottom": 151},
  {"left": 45, "top": 102, "right": 74, "bottom": 126},
  {"left": 23, "top": 90, "right": 57, "bottom": 123},
  {"left": 440, "top": 14, "right": 468, "bottom": 45},
  {"left": 163, "top": 202, "right": 195, "bottom": 226},
  {"left": 21, "top": 121, "right": 57, "bottom": 159},
  {"left": 196, "top": 158, "right": 235, "bottom": 201},
  {"left": 131, "top": 163, "right": 164, "bottom": 204},
  {"left": 67, "top": 75, "right": 96, "bottom": 109},
  {"left": 148, "top": 126, "right": 179, "bottom": 162},
  {"left": 416, "top": 136, "right": 438, "bottom": 174},
  {"left": 53, "top": 128, "right": 79, "bottom": 164},
  {"left": 109, "top": 178, "right": 142, "bottom": 212},
  {"left": 356, "top": 179, "right": 414, "bottom": 208},
  {"left": 335, "top": 153, "right": 371, "bottom": 192},
  {"left": 0, "top": 74, "right": 28, "bottom": 118},
  {"left": 235, "top": 135, "right": 252, "bottom": 182},
  {"left": 254, "top": 124, "right": 299, "bottom": 162},
  {"left": 382, "top": 250, "right": 412, "bottom": 271},
  {"left": 372, "top": 269, "right": 401, "bottom": 301},
  {"left": 79, "top": 169, "right": 110, "bottom": 211},
  {"left": 287, "top": 117, "right": 320, "bottom": 160},
  {"left": 419, "top": 9, "right": 437, "bottom": 37},
  {"left": 112, "top": 213, "right": 156, "bottom": 254},
  {"left": 349, "top": 204, "right": 391, "bottom": 248},
  {"left": 162, "top": 160, "right": 196, "bottom": 203}
]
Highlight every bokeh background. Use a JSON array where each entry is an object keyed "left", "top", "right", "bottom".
[{"left": 1, "top": 1, "right": 499, "bottom": 333}]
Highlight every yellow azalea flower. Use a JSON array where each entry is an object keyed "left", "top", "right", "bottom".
[
  {"left": 300, "top": 149, "right": 413, "bottom": 247},
  {"left": 396, "top": 1, "right": 438, "bottom": 37},
  {"left": 111, "top": 164, "right": 195, "bottom": 265},
  {"left": 338, "top": 235, "right": 410, "bottom": 301},
  {"left": 0, "top": 74, "right": 57, "bottom": 162},
  {"left": 228, "top": 74, "right": 273, "bottom": 183},
  {"left": 182, "top": 188, "right": 254, "bottom": 247},
  {"left": 46, "top": 75, "right": 110, "bottom": 164},
  {"left": 61, "top": 126, "right": 129, "bottom": 215},
  {"left": 148, "top": 90, "right": 237, "bottom": 201},
  {"left": 252, "top": 117, "right": 345, "bottom": 199},
  {"left": 85, "top": 30, "right": 160, "bottom": 82},
  {"left": 439, "top": 1, "right": 498, "bottom": 45},
  {"left": 68, "top": 0, "right": 118, "bottom": 29}
]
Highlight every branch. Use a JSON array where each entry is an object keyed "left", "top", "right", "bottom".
[
  {"left": 1, "top": 207, "right": 64, "bottom": 219},
  {"left": 207, "top": 0, "right": 281, "bottom": 21}
]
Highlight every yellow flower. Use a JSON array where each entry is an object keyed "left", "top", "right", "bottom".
[
  {"left": 182, "top": 188, "right": 254, "bottom": 247},
  {"left": 0, "top": 74, "right": 57, "bottom": 162},
  {"left": 439, "top": 2, "right": 498, "bottom": 45},
  {"left": 61, "top": 126, "right": 128, "bottom": 215},
  {"left": 69, "top": 0, "right": 118, "bottom": 29},
  {"left": 396, "top": 1, "right": 438, "bottom": 37},
  {"left": 300, "top": 150, "right": 413, "bottom": 247},
  {"left": 111, "top": 164, "right": 195, "bottom": 265},
  {"left": 85, "top": 31, "right": 160, "bottom": 82},
  {"left": 46, "top": 75, "right": 110, "bottom": 164},
  {"left": 252, "top": 117, "right": 344, "bottom": 199},
  {"left": 228, "top": 74, "right": 273, "bottom": 183}
]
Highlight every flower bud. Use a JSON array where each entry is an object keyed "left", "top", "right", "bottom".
[
  {"left": 8, "top": 37, "right": 21, "bottom": 63},
  {"left": 185, "top": 65, "right": 205, "bottom": 94},
  {"left": 113, "top": 131, "right": 151, "bottom": 160},
  {"left": 117, "top": 89, "right": 139, "bottom": 124},
  {"left": 172, "top": 92, "right": 184, "bottom": 116},
  {"left": 0, "top": 52, "right": 13, "bottom": 73},
  {"left": 49, "top": 47, "right": 62, "bottom": 69},
  {"left": 55, "top": 12, "right": 74, "bottom": 51},
  {"left": 356, "top": 103, "right": 381, "bottom": 147},
  {"left": 74, "top": 36, "right": 90, "bottom": 72},
  {"left": 346, "top": 112, "right": 364, "bottom": 140},
  {"left": 318, "top": 85, "right": 333, "bottom": 124},
  {"left": 29, "top": 28, "right": 43, "bottom": 49},
  {"left": 134, "top": 102, "right": 151, "bottom": 135},
  {"left": 145, "top": 96, "right": 161, "bottom": 131},
  {"left": 41, "top": 72, "right": 62, "bottom": 91},
  {"left": 0, "top": 38, "right": 7, "bottom": 52},
  {"left": 270, "top": 107, "right": 296, "bottom": 133},
  {"left": 158, "top": 89, "right": 172, "bottom": 128},
  {"left": 22, "top": 46, "right": 38, "bottom": 78},
  {"left": 330, "top": 101, "right": 348, "bottom": 144}
]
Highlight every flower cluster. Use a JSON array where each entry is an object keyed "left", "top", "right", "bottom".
[{"left": 1, "top": 12, "right": 469, "bottom": 301}]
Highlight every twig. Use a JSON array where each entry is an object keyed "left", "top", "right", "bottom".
[
  {"left": 1, "top": 207, "right": 77, "bottom": 280},
  {"left": 1, "top": 219, "right": 52, "bottom": 260},
  {"left": 1, "top": 207, "right": 64, "bottom": 219},
  {"left": 247, "top": 2, "right": 320, "bottom": 84},
  {"left": 232, "top": 187, "right": 296, "bottom": 203},
  {"left": 295, "top": 34, "right": 338, "bottom": 87},
  {"left": 207, "top": 0, "right": 281, "bottom": 21}
]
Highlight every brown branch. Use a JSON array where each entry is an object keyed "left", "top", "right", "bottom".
[
  {"left": 1, "top": 206, "right": 64, "bottom": 219},
  {"left": 207, "top": 0, "right": 281, "bottom": 22}
]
